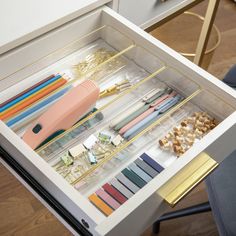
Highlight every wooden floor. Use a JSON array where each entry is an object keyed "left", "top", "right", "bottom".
[{"left": 0, "top": 0, "right": 235, "bottom": 235}]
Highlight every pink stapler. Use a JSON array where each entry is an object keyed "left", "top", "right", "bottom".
[{"left": 22, "top": 80, "right": 100, "bottom": 150}]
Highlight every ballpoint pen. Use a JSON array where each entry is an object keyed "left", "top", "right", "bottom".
[
  {"left": 114, "top": 88, "right": 172, "bottom": 131},
  {"left": 123, "top": 95, "right": 182, "bottom": 140},
  {"left": 109, "top": 88, "right": 158, "bottom": 128},
  {"left": 119, "top": 91, "right": 177, "bottom": 134},
  {"left": 110, "top": 101, "right": 145, "bottom": 128}
]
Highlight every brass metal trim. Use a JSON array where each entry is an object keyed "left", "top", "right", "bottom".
[{"left": 157, "top": 152, "right": 218, "bottom": 207}]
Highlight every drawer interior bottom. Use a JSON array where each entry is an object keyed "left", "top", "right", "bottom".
[{"left": 1, "top": 20, "right": 235, "bottom": 220}]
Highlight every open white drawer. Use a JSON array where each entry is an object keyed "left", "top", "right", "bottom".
[{"left": 1, "top": 5, "right": 236, "bottom": 236}]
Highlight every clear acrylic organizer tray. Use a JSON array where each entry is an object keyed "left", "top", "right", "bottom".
[
  {"left": 36, "top": 67, "right": 203, "bottom": 187},
  {"left": 2, "top": 25, "right": 136, "bottom": 133},
  {"left": 75, "top": 89, "right": 235, "bottom": 196}
]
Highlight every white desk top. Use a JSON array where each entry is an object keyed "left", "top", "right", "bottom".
[{"left": 0, "top": 0, "right": 110, "bottom": 54}]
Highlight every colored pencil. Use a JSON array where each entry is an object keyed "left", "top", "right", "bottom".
[
  {"left": 0, "top": 78, "right": 67, "bottom": 120},
  {"left": 7, "top": 86, "right": 70, "bottom": 127},
  {"left": 0, "top": 74, "right": 55, "bottom": 107},
  {"left": 0, "top": 74, "right": 61, "bottom": 111}
]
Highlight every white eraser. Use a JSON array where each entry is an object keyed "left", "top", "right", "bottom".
[
  {"left": 69, "top": 144, "right": 86, "bottom": 157},
  {"left": 83, "top": 134, "right": 97, "bottom": 150}
]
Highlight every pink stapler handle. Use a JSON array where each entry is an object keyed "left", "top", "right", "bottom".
[{"left": 22, "top": 80, "right": 100, "bottom": 149}]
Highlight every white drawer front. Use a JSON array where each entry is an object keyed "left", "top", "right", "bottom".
[
  {"left": 118, "top": 0, "right": 197, "bottom": 28},
  {"left": 0, "top": 0, "right": 112, "bottom": 55},
  {"left": 1, "top": 6, "right": 236, "bottom": 236}
]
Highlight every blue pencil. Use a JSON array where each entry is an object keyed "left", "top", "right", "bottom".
[
  {"left": 0, "top": 74, "right": 62, "bottom": 112},
  {"left": 7, "top": 86, "right": 71, "bottom": 127}
]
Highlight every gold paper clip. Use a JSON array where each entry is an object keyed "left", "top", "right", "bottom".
[{"left": 99, "top": 80, "right": 131, "bottom": 98}]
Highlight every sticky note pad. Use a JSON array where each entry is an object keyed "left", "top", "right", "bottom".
[
  {"left": 110, "top": 178, "right": 134, "bottom": 199},
  {"left": 140, "top": 153, "right": 164, "bottom": 173},
  {"left": 89, "top": 194, "right": 113, "bottom": 216},
  {"left": 96, "top": 189, "right": 120, "bottom": 210},
  {"left": 134, "top": 158, "right": 159, "bottom": 178},
  {"left": 121, "top": 168, "right": 147, "bottom": 188},
  {"left": 102, "top": 183, "right": 127, "bottom": 204},
  {"left": 128, "top": 163, "right": 152, "bottom": 182},
  {"left": 116, "top": 173, "right": 140, "bottom": 193}
]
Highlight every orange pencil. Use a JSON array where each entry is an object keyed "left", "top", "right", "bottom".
[
  {"left": 2, "top": 78, "right": 65, "bottom": 116},
  {"left": 0, "top": 78, "right": 67, "bottom": 121}
]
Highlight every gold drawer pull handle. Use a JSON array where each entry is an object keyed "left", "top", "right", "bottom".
[{"left": 157, "top": 152, "right": 218, "bottom": 207}]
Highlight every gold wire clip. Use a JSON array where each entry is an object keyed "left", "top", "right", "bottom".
[{"left": 99, "top": 79, "right": 131, "bottom": 98}]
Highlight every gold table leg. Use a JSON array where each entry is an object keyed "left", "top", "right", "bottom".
[{"left": 193, "top": 0, "right": 220, "bottom": 66}]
